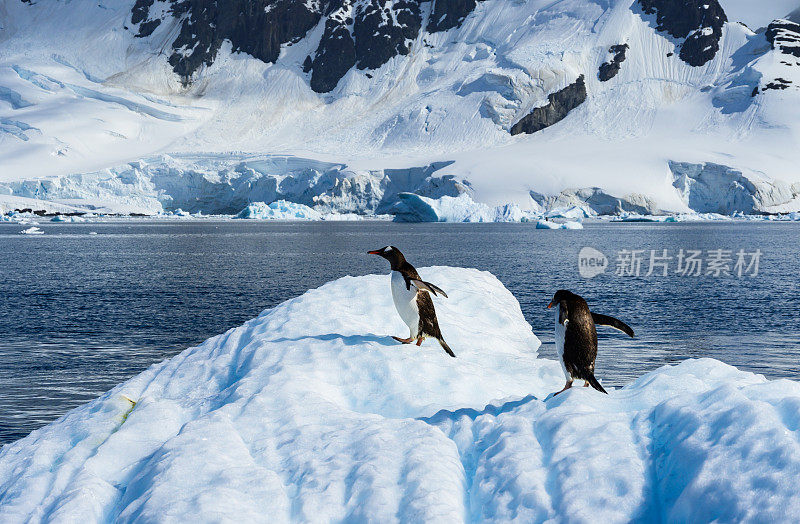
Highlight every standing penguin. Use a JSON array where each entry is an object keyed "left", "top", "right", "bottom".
[
  {"left": 368, "top": 246, "right": 455, "bottom": 357},
  {"left": 547, "top": 290, "right": 634, "bottom": 395}
]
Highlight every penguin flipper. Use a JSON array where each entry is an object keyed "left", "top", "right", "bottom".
[
  {"left": 584, "top": 372, "right": 608, "bottom": 394},
  {"left": 410, "top": 279, "right": 448, "bottom": 298},
  {"left": 591, "top": 313, "right": 634, "bottom": 337}
]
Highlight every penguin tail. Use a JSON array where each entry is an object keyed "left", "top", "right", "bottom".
[
  {"left": 437, "top": 337, "right": 456, "bottom": 358},
  {"left": 585, "top": 372, "right": 607, "bottom": 394}
]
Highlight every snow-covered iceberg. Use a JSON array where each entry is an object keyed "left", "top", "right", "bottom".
[
  {"left": 2, "top": 268, "right": 800, "bottom": 522},
  {"left": 50, "top": 214, "right": 87, "bottom": 223},
  {"left": 535, "top": 219, "right": 584, "bottom": 230},
  {"left": 235, "top": 200, "right": 322, "bottom": 221}
]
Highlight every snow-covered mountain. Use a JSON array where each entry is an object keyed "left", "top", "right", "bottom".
[
  {"left": 1, "top": 0, "right": 800, "bottom": 216},
  {"left": 2, "top": 267, "right": 800, "bottom": 521}
]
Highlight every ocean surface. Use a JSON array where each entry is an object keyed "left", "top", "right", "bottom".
[{"left": 2, "top": 219, "right": 799, "bottom": 444}]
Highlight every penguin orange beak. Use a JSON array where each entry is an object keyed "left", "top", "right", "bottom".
[
  {"left": 547, "top": 301, "right": 555, "bottom": 309},
  {"left": 367, "top": 250, "right": 381, "bottom": 255}
]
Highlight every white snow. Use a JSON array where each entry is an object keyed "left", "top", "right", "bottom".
[
  {"left": 2, "top": 0, "right": 800, "bottom": 216},
  {"left": 2, "top": 267, "right": 799, "bottom": 522}
]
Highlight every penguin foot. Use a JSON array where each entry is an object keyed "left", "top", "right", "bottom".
[
  {"left": 552, "top": 380, "right": 573, "bottom": 396},
  {"left": 391, "top": 336, "right": 414, "bottom": 344},
  {"left": 415, "top": 337, "right": 423, "bottom": 346}
]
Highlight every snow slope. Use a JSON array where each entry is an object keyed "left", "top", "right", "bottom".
[
  {"left": 2, "top": 267, "right": 800, "bottom": 522},
  {"left": 1, "top": 0, "right": 800, "bottom": 216}
]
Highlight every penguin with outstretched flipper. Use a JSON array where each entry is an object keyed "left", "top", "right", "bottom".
[{"left": 547, "top": 290, "right": 634, "bottom": 395}]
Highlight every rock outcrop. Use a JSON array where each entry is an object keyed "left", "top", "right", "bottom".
[
  {"left": 598, "top": 44, "right": 628, "bottom": 81},
  {"left": 510, "top": 75, "right": 586, "bottom": 135},
  {"left": 129, "top": 0, "right": 482, "bottom": 92},
  {"left": 637, "top": 0, "right": 727, "bottom": 66}
]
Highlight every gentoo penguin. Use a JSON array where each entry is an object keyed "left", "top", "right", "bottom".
[
  {"left": 547, "top": 290, "right": 634, "bottom": 395},
  {"left": 368, "top": 246, "right": 455, "bottom": 357}
]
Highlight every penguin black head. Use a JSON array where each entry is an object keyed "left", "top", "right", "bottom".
[
  {"left": 547, "top": 289, "right": 578, "bottom": 309},
  {"left": 367, "top": 246, "right": 406, "bottom": 270}
]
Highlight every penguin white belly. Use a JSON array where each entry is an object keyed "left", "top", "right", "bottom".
[
  {"left": 391, "top": 271, "right": 420, "bottom": 337},
  {"left": 554, "top": 307, "right": 569, "bottom": 380}
]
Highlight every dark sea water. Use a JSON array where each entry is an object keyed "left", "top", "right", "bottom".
[{"left": 2, "top": 219, "right": 799, "bottom": 444}]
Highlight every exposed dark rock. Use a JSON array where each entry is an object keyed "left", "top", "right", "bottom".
[
  {"left": 427, "top": 0, "right": 481, "bottom": 32},
  {"left": 766, "top": 19, "right": 800, "bottom": 58},
  {"left": 310, "top": 18, "right": 357, "bottom": 93},
  {"left": 136, "top": 19, "right": 161, "bottom": 38},
  {"left": 127, "top": 0, "right": 486, "bottom": 92},
  {"left": 130, "top": 0, "right": 161, "bottom": 37},
  {"left": 131, "top": 0, "right": 154, "bottom": 25},
  {"left": 166, "top": 0, "right": 323, "bottom": 85},
  {"left": 637, "top": 0, "right": 727, "bottom": 66},
  {"left": 763, "top": 78, "right": 792, "bottom": 91},
  {"left": 598, "top": 44, "right": 628, "bottom": 81},
  {"left": 510, "top": 75, "right": 586, "bottom": 135},
  {"left": 353, "top": 0, "right": 421, "bottom": 70}
]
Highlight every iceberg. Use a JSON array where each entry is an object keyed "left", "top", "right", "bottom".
[
  {"left": 2, "top": 267, "right": 799, "bottom": 522},
  {"left": 234, "top": 201, "right": 322, "bottom": 221},
  {"left": 18, "top": 226, "right": 44, "bottom": 235},
  {"left": 611, "top": 213, "right": 678, "bottom": 223},
  {"left": 50, "top": 215, "right": 87, "bottom": 223},
  {"left": 535, "top": 219, "right": 584, "bottom": 229}
]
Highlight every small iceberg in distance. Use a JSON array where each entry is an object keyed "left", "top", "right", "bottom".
[
  {"left": 234, "top": 200, "right": 322, "bottom": 220},
  {"left": 536, "top": 219, "right": 584, "bottom": 229},
  {"left": 51, "top": 215, "right": 86, "bottom": 223},
  {"left": 19, "top": 226, "right": 44, "bottom": 235}
]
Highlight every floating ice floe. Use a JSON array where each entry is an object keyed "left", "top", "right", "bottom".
[
  {"left": 235, "top": 200, "right": 323, "bottom": 220},
  {"left": 50, "top": 215, "right": 86, "bottom": 223},
  {"left": 1, "top": 211, "right": 36, "bottom": 224},
  {"left": 536, "top": 219, "right": 584, "bottom": 229},
  {"left": 319, "top": 212, "right": 368, "bottom": 221},
  {"left": 3, "top": 267, "right": 797, "bottom": 522},
  {"left": 758, "top": 212, "right": 800, "bottom": 221},
  {"left": 609, "top": 212, "right": 678, "bottom": 222},
  {"left": 19, "top": 226, "right": 44, "bottom": 235}
]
